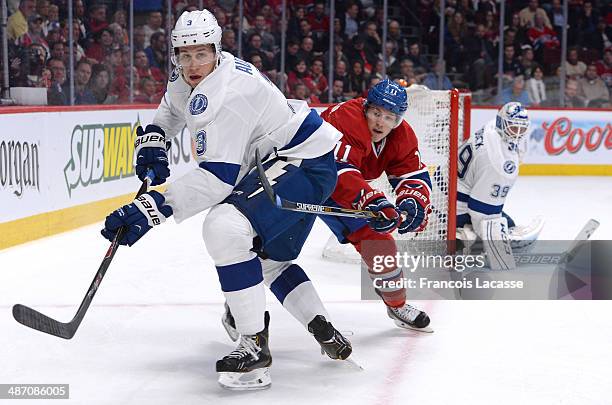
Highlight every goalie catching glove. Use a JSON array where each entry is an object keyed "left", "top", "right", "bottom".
[
  {"left": 135, "top": 124, "right": 170, "bottom": 186},
  {"left": 395, "top": 180, "right": 431, "bottom": 234},
  {"left": 354, "top": 189, "right": 400, "bottom": 234},
  {"left": 101, "top": 191, "right": 173, "bottom": 246}
]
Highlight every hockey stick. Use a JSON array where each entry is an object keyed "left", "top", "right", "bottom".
[
  {"left": 559, "top": 218, "right": 600, "bottom": 264},
  {"left": 12, "top": 170, "right": 155, "bottom": 339},
  {"left": 255, "top": 149, "right": 377, "bottom": 219}
]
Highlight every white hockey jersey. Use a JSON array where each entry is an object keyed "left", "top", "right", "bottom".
[
  {"left": 152, "top": 52, "right": 342, "bottom": 222},
  {"left": 457, "top": 120, "right": 520, "bottom": 237}
]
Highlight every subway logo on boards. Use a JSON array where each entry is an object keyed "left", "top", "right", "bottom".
[{"left": 64, "top": 121, "right": 138, "bottom": 196}]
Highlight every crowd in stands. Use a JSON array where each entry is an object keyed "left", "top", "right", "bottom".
[{"left": 4, "top": 0, "right": 612, "bottom": 107}]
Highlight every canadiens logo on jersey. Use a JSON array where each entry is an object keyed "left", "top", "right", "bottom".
[
  {"left": 504, "top": 160, "right": 516, "bottom": 174},
  {"left": 195, "top": 130, "right": 207, "bottom": 155},
  {"left": 190, "top": 94, "right": 208, "bottom": 115}
]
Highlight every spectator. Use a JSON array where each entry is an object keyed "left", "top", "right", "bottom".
[
  {"left": 88, "top": 63, "right": 117, "bottom": 104},
  {"left": 379, "top": 41, "right": 400, "bottom": 77},
  {"left": 526, "top": 65, "right": 547, "bottom": 106},
  {"left": 222, "top": 29, "right": 239, "bottom": 56},
  {"left": 248, "top": 14, "right": 275, "bottom": 52},
  {"left": 17, "top": 14, "right": 49, "bottom": 54},
  {"left": 447, "top": 11, "right": 468, "bottom": 71},
  {"left": 585, "top": 18, "right": 612, "bottom": 55},
  {"left": 133, "top": 26, "right": 146, "bottom": 52},
  {"left": 497, "top": 76, "right": 531, "bottom": 105},
  {"left": 284, "top": 38, "right": 301, "bottom": 73},
  {"left": 36, "top": 0, "right": 50, "bottom": 36},
  {"left": 73, "top": 60, "right": 96, "bottom": 105},
  {"left": 10, "top": 43, "right": 47, "bottom": 87},
  {"left": 565, "top": 47, "right": 587, "bottom": 79},
  {"left": 145, "top": 32, "right": 167, "bottom": 73},
  {"left": 502, "top": 43, "right": 524, "bottom": 80},
  {"left": 395, "top": 58, "right": 417, "bottom": 85},
  {"left": 561, "top": 79, "right": 587, "bottom": 107},
  {"left": 483, "top": 11, "right": 499, "bottom": 44},
  {"left": 574, "top": 1, "right": 599, "bottom": 44},
  {"left": 520, "top": 45, "right": 538, "bottom": 78},
  {"left": 307, "top": 1, "right": 329, "bottom": 47},
  {"left": 527, "top": 14, "right": 560, "bottom": 52},
  {"left": 86, "top": 5, "right": 109, "bottom": 38},
  {"left": 74, "top": 0, "right": 87, "bottom": 41},
  {"left": 363, "top": 75, "right": 381, "bottom": 97},
  {"left": 341, "top": 2, "right": 360, "bottom": 40},
  {"left": 85, "top": 28, "right": 114, "bottom": 63},
  {"left": 578, "top": 64, "right": 610, "bottom": 105},
  {"left": 46, "top": 57, "right": 68, "bottom": 105},
  {"left": 287, "top": 58, "right": 313, "bottom": 93},
  {"left": 406, "top": 42, "right": 430, "bottom": 73},
  {"left": 595, "top": 48, "right": 612, "bottom": 88},
  {"left": 134, "top": 49, "right": 165, "bottom": 89},
  {"left": 309, "top": 58, "right": 328, "bottom": 98},
  {"left": 8, "top": 0, "right": 36, "bottom": 41},
  {"left": 292, "top": 82, "right": 320, "bottom": 103},
  {"left": 247, "top": 33, "right": 274, "bottom": 70},
  {"left": 297, "top": 36, "right": 315, "bottom": 66},
  {"left": 464, "top": 23, "right": 495, "bottom": 89},
  {"left": 134, "top": 77, "right": 163, "bottom": 104},
  {"left": 47, "top": 4, "right": 59, "bottom": 31},
  {"left": 519, "top": 0, "right": 552, "bottom": 29},
  {"left": 347, "top": 60, "right": 368, "bottom": 98},
  {"left": 322, "top": 36, "right": 349, "bottom": 71},
  {"left": 363, "top": 21, "right": 382, "bottom": 57},
  {"left": 422, "top": 60, "right": 453, "bottom": 90},
  {"left": 49, "top": 41, "right": 67, "bottom": 65},
  {"left": 548, "top": 0, "right": 566, "bottom": 38},
  {"left": 333, "top": 59, "right": 350, "bottom": 93},
  {"left": 346, "top": 34, "right": 375, "bottom": 75},
  {"left": 320, "top": 78, "right": 349, "bottom": 103},
  {"left": 388, "top": 19, "right": 407, "bottom": 58},
  {"left": 143, "top": 11, "right": 164, "bottom": 48},
  {"left": 287, "top": 6, "right": 306, "bottom": 41}
]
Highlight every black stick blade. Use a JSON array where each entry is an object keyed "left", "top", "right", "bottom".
[{"left": 12, "top": 304, "right": 75, "bottom": 340}]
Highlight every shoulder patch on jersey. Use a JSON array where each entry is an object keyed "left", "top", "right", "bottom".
[
  {"left": 195, "top": 130, "right": 207, "bottom": 156},
  {"left": 503, "top": 160, "right": 516, "bottom": 174},
  {"left": 169, "top": 68, "right": 180, "bottom": 82},
  {"left": 189, "top": 94, "right": 208, "bottom": 115}
]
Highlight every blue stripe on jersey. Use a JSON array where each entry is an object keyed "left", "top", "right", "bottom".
[
  {"left": 468, "top": 197, "right": 504, "bottom": 215},
  {"left": 457, "top": 191, "right": 470, "bottom": 203},
  {"left": 199, "top": 161, "right": 241, "bottom": 186},
  {"left": 390, "top": 170, "right": 433, "bottom": 190},
  {"left": 280, "top": 109, "right": 323, "bottom": 152},
  {"left": 216, "top": 257, "right": 263, "bottom": 292},
  {"left": 269, "top": 264, "right": 310, "bottom": 303}
]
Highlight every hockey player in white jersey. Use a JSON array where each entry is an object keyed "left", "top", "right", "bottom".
[
  {"left": 100, "top": 9, "right": 352, "bottom": 390},
  {"left": 456, "top": 102, "right": 542, "bottom": 269}
]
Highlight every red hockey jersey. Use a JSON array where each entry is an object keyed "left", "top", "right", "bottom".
[{"left": 320, "top": 97, "right": 430, "bottom": 208}]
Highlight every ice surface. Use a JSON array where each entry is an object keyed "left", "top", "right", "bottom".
[{"left": 1, "top": 176, "right": 611, "bottom": 405}]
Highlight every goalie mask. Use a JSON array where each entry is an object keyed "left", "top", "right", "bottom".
[
  {"left": 171, "top": 9, "right": 222, "bottom": 68},
  {"left": 496, "top": 102, "right": 530, "bottom": 146}
]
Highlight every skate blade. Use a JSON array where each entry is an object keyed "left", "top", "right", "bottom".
[
  {"left": 393, "top": 320, "right": 434, "bottom": 333},
  {"left": 345, "top": 357, "right": 365, "bottom": 371},
  {"left": 218, "top": 368, "right": 271, "bottom": 391}
]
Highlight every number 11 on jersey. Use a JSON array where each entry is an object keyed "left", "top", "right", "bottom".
[{"left": 334, "top": 141, "right": 352, "bottom": 162}]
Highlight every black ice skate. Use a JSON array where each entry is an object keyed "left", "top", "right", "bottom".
[
  {"left": 307, "top": 315, "right": 352, "bottom": 360},
  {"left": 216, "top": 311, "right": 272, "bottom": 390},
  {"left": 386, "top": 304, "right": 433, "bottom": 333}
]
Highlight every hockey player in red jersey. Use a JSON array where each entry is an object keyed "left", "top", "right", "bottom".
[{"left": 320, "top": 79, "right": 432, "bottom": 331}]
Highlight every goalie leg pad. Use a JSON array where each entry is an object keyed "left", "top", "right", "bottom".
[{"left": 481, "top": 217, "right": 516, "bottom": 270}]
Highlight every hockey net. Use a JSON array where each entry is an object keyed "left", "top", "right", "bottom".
[{"left": 322, "top": 88, "right": 471, "bottom": 263}]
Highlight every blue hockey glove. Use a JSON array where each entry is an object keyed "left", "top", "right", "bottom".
[
  {"left": 396, "top": 181, "right": 431, "bottom": 234},
  {"left": 101, "top": 191, "right": 173, "bottom": 246},
  {"left": 135, "top": 124, "right": 170, "bottom": 186},
  {"left": 354, "top": 189, "right": 400, "bottom": 234}
]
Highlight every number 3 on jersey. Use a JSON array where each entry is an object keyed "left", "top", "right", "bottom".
[{"left": 333, "top": 141, "right": 352, "bottom": 162}]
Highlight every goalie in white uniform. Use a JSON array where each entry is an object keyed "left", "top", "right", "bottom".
[
  {"left": 100, "top": 10, "right": 352, "bottom": 390},
  {"left": 456, "top": 102, "right": 543, "bottom": 269}
]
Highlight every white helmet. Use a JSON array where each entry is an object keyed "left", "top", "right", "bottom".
[
  {"left": 171, "top": 9, "right": 222, "bottom": 65},
  {"left": 495, "top": 102, "right": 530, "bottom": 146}
]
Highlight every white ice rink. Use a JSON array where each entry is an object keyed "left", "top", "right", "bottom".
[{"left": 1, "top": 176, "right": 611, "bottom": 405}]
